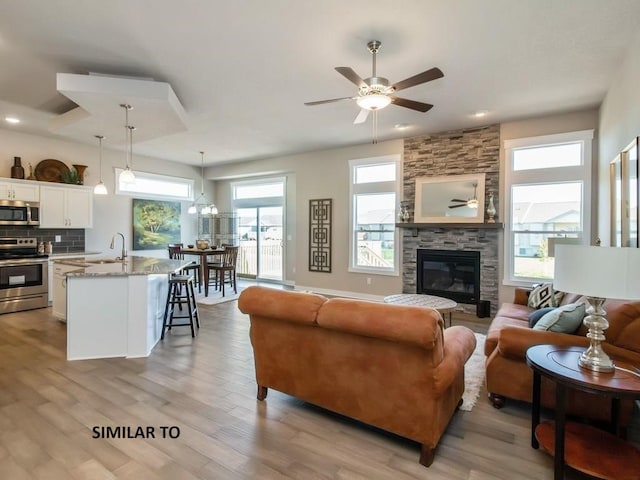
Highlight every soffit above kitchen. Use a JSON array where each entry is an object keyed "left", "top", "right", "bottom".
[
  {"left": 50, "top": 73, "right": 188, "bottom": 147},
  {"left": 0, "top": 1, "right": 639, "bottom": 166}
]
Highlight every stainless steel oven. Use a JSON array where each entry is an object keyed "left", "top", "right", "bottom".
[
  {"left": 0, "top": 200, "right": 40, "bottom": 226},
  {"left": 0, "top": 238, "right": 48, "bottom": 314}
]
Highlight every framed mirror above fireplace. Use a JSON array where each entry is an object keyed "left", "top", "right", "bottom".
[{"left": 414, "top": 173, "right": 486, "bottom": 223}]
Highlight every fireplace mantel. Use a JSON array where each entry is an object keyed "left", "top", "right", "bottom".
[
  {"left": 397, "top": 221, "right": 503, "bottom": 229},
  {"left": 397, "top": 222, "right": 503, "bottom": 236}
]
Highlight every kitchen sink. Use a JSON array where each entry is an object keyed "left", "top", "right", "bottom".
[{"left": 86, "top": 258, "right": 123, "bottom": 264}]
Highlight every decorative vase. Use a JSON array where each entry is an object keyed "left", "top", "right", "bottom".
[
  {"left": 73, "top": 164, "right": 88, "bottom": 185},
  {"left": 10, "top": 157, "right": 25, "bottom": 179},
  {"left": 399, "top": 201, "right": 411, "bottom": 222},
  {"left": 487, "top": 192, "right": 496, "bottom": 223}
]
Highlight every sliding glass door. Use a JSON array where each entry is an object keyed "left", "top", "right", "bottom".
[{"left": 233, "top": 178, "right": 285, "bottom": 282}]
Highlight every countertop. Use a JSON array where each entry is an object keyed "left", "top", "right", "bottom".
[
  {"left": 53, "top": 256, "right": 191, "bottom": 277},
  {"left": 50, "top": 251, "right": 102, "bottom": 258}
]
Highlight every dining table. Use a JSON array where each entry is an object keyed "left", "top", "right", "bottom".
[{"left": 181, "top": 247, "right": 225, "bottom": 297}]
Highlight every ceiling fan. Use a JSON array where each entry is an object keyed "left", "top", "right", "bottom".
[
  {"left": 304, "top": 40, "right": 444, "bottom": 125},
  {"left": 449, "top": 184, "right": 479, "bottom": 209}
]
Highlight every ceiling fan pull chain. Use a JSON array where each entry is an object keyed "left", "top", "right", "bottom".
[{"left": 372, "top": 110, "right": 378, "bottom": 144}]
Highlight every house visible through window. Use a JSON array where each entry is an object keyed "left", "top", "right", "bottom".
[
  {"left": 504, "top": 130, "right": 593, "bottom": 284},
  {"left": 349, "top": 155, "right": 400, "bottom": 275}
]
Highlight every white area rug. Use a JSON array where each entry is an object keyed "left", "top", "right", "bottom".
[
  {"left": 195, "top": 286, "right": 244, "bottom": 305},
  {"left": 460, "top": 333, "right": 486, "bottom": 412}
]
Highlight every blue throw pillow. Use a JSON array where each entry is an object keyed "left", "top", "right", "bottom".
[
  {"left": 528, "top": 307, "right": 556, "bottom": 328},
  {"left": 533, "top": 302, "right": 586, "bottom": 333}
]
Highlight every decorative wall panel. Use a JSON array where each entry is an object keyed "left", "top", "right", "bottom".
[{"left": 309, "top": 199, "right": 332, "bottom": 272}]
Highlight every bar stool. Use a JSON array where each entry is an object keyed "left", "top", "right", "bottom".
[
  {"left": 161, "top": 273, "right": 200, "bottom": 339},
  {"left": 168, "top": 243, "right": 201, "bottom": 293}
]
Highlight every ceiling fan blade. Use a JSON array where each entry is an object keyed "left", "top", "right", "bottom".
[
  {"left": 353, "top": 109, "right": 370, "bottom": 124},
  {"left": 450, "top": 199, "right": 468, "bottom": 203},
  {"left": 390, "top": 96, "right": 433, "bottom": 112},
  {"left": 335, "top": 67, "right": 367, "bottom": 88},
  {"left": 304, "top": 97, "right": 354, "bottom": 106},
  {"left": 448, "top": 204, "right": 467, "bottom": 209},
  {"left": 392, "top": 67, "right": 444, "bottom": 92}
]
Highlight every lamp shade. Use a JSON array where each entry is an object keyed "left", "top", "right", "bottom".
[
  {"left": 93, "top": 182, "right": 107, "bottom": 195},
  {"left": 119, "top": 167, "right": 135, "bottom": 185},
  {"left": 553, "top": 245, "right": 640, "bottom": 300}
]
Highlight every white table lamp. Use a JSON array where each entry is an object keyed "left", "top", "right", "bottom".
[{"left": 553, "top": 245, "right": 640, "bottom": 372}]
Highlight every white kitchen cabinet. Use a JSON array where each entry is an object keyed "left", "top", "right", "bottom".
[
  {"left": 0, "top": 179, "right": 40, "bottom": 202},
  {"left": 40, "top": 185, "right": 93, "bottom": 228}
]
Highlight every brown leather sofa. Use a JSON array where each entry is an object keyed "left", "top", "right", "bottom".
[
  {"left": 238, "top": 286, "right": 476, "bottom": 467},
  {"left": 485, "top": 287, "right": 640, "bottom": 426}
]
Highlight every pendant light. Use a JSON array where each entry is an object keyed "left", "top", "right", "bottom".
[
  {"left": 93, "top": 135, "right": 107, "bottom": 195},
  {"left": 188, "top": 151, "right": 218, "bottom": 215},
  {"left": 119, "top": 104, "right": 136, "bottom": 185}
]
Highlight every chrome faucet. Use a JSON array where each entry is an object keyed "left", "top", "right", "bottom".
[{"left": 110, "top": 232, "right": 127, "bottom": 261}]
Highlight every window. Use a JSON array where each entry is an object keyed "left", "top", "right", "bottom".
[
  {"left": 115, "top": 168, "right": 194, "bottom": 200},
  {"left": 349, "top": 155, "right": 400, "bottom": 275},
  {"left": 504, "top": 130, "right": 593, "bottom": 285}
]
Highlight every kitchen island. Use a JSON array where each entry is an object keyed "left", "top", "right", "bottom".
[{"left": 54, "top": 256, "right": 192, "bottom": 360}]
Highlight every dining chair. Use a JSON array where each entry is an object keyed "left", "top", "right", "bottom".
[
  {"left": 168, "top": 243, "right": 201, "bottom": 293},
  {"left": 207, "top": 245, "right": 239, "bottom": 296}
]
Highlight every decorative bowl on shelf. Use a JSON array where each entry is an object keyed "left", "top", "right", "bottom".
[
  {"left": 196, "top": 240, "right": 209, "bottom": 250},
  {"left": 187, "top": 244, "right": 194, "bottom": 249}
]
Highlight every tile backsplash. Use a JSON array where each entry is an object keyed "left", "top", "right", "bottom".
[{"left": 0, "top": 226, "right": 85, "bottom": 253}]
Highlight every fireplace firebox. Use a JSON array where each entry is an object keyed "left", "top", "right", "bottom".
[{"left": 416, "top": 249, "right": 480, "bottom": 305}]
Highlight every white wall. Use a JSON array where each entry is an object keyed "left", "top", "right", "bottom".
[
  {"left": 208, "top": 139, "right": 404, "bottom": 298},
  {"left": 0, "top": 128, "right": 211, "bottom": 257},
  {"left": 598, "top": 31, "right": 640, "bottom": 244}
]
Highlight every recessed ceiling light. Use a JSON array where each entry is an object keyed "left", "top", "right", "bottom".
[
  {"left": 394, "top": 123, "right": 410, "bottom": 130},
  {"left": 5, "top": 117, "right": 20, "bottom": 124},
  {"left": 472, "top": 110, "right": 489, "bottom": 118}
]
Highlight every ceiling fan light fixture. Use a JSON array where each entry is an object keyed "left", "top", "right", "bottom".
[
  {"left": 467, "top": 198, "right": 479, "bottom": 209},
  {"left": 356, "top": 93, "right": 391, "bottom": 111}
]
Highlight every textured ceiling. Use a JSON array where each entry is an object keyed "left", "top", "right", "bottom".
[{"left": 0, "top": 0, "right": 639, "bottom": 166}]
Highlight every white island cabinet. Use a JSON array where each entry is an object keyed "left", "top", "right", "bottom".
[{"left": 55, "top": 256, "right": 190, "bottom": 360}]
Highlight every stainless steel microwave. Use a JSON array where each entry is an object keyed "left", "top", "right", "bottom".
[{"left": 0, "top": 200, "right": 40, "bottom": 226}]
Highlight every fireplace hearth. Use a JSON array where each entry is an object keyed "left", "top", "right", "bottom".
[{"left": 416, "top": 249, "right": 480, "bottom": 305}]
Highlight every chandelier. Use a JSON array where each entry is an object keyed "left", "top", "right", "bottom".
[{"left": 188, "top": 151, "right": 218, "bottom": 215}]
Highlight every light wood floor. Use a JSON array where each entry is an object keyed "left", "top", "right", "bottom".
[{"left": 0, "top": 300, "right": 615, "bottom": 479}]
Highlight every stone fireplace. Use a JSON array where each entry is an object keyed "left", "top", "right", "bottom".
[
  {"left": 416, "top": 249, "right": 480, "bottom": 305},
  {"left": 402, "top": 124, "right": 501, "bottom": 318}
]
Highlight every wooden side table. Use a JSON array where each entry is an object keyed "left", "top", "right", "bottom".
[
  {"left": 383, "top": 293, "right": 457, "bottom": 327},
  {"left": 526, "top": 345, "right": 640, "bottom": 480}
]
